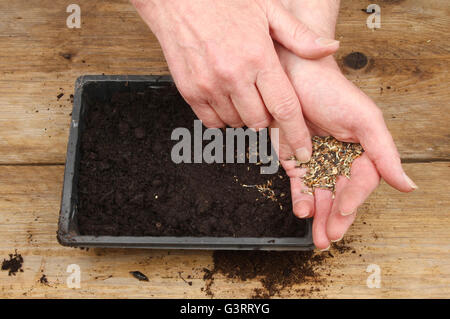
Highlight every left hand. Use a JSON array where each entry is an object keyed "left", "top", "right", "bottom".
[{"left": 271, "top": 51, "right": 417, "bottom": 250}]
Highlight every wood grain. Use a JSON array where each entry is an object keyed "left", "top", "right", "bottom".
[
  {"left": 0, "top": 0, "right": 449, "bottom": 299},
  {"left": 0, "top": 163, "right": 448, "bottom": 298},
  {"left": 0, "top": 0, "right": 449, "bottom": 163}
]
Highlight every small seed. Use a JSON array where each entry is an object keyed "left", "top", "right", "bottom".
[{"left": 297, "top": 136, "right": 364, "bottom": 193}]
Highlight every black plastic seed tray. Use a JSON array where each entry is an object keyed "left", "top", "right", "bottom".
[{"left": 57, "top": 75, "right": 314, "bottom": 250}]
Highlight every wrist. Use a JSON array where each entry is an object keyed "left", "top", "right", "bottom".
[{"left": 130, "top": 0, "right": 176, "bottom": 34}]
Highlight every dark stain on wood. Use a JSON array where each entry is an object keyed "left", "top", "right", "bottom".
[
  {"left": 60, "top": 53, "right": 73, "bottom": 60},
  {"left": 343, "top": 52, "right": 368, "bottom": 70}
]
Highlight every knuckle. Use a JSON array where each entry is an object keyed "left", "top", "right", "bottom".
[
  {"left": 245, "top": 44, "right": 266, "bottom": 66},
  {"left": 246, "top": 116, "right": 271, "bottom": 130},
  {"left": 292, "top": 22, "right": 309, "bottom": 40},
  {"left": 203, "top": 120, "right": 225, "bottom": 129},
  {"left": 220, "top": 113, "right": 245, "bottom": 127},
  {"left": 193, "top": 103, "right": 213, "bottom": 118},
  {"left": 225, "top": 117, "right": 245, "bottom": 128},
  {"left": 194, "top": 77, "right": 214, "bottom": 95},
  {"left": 213, "top": 60, "right": 240, "bottom": 83},
  {"left": 193, "top": 106, "right": 225, "bottom": 128},
  {"left": 355, "top": 106, "right": 384, "bottom": 133},
  {"left": 271, "top": 97, "right": 299, "bottom": 121},
  {"left": 178, "top": 89, "right": 197, "bottom": 105},
  {"left": 212, "top": 45, "right": 265, "bottom": 83},
  {"left": 228, "top": 122, "right": 245, "bottom": 128},
  {"left": 175, "top": 82, "right": 199, "bottom": 104}
]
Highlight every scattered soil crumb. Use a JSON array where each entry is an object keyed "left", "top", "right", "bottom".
[
  {"left": 1, "top": 250, "right": 24, "bottom": 276},
  {"left": 332, "top": 238, "right": 353, "bottom": 254},
  {"left": 179, "top": 272, "right": 193, "bottom": 286},
  {"left": 57, "top": 93, "right": 64, "bottom": 100},
  {"left": 94, "top": 274, "right": 113, "bottom": 280},
  {"left": 130, "top": 271, "right": 149, "bottom": 282},
  {"left": 203, "top": 239, "right": 356, "bottom": 298},
  {"left": 203, "top": 251, "right": 325, "bottom": 298},
  {"left": 39, "top": 274, "right": 49, "bottom": 285}
]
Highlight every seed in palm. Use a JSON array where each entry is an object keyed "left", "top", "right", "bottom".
[{"left": 296, "top": 136, "right": 364, "bottom": 194}]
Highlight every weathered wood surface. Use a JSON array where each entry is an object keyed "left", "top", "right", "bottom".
[
  {"left": 0, "top": 163, "right": 448, "bottom": 298},
  {"left": 0, "top": 0, "right": 449, "bottom": 298},
  {"left": 0, "top": 0, "right": 448, "bottom": 163}
]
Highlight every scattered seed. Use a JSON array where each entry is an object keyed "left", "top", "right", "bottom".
[{"left": 39, "top": 274, "right": 49, "bottom": 285}]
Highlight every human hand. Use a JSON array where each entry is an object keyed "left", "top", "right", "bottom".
[
  {"left": 131, "top": 0, "right": 339, "bottom": 162},
  {"left": 273, "top": 52, "right": 418, "bottom": 250},
  {"left": 272, "top": 1, "right": 417, "bottom": 250}
]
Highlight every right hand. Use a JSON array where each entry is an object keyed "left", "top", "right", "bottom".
[{"left": 131, "top": 0, "right": 339, "bottom": 162}]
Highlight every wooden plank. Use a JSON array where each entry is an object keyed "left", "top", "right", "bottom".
[
  {"left": 0, "top": 0, "right": 168, "bottom": 164},
  {"left": 0, "top": 0, "right": 449, "bottom": 163},
  {"left": 337, "top": 0, "right": 450, "bottom": 59},
  {"left": 0, "top": 163, "right": 448, "bottom": 298},
  {"left": 335, "top": 0, "right": 450, "bottom": 160}
]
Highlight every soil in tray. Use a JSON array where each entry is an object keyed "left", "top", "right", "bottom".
[{"left": 77, "top": 85, "right": 306, "bottom": 237}]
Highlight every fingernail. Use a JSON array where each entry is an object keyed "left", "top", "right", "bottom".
[
  {"left": 297, "top": 211, "right": 309, "bottom": 218},
  {"left": 403, "top": 172, "right": 418, "bottom": 190},
  {"left": 319, "top": 245, "right": 330, "bottom": 252},
  {"left": 295, "top": 147, "right": 310, "bottom": 164},
  {"left": 340, "top": 210, "right": 355, "bottom": 216},
  {"left": 316, "top": 37, "right": 340, "bottom": 47},
  {"left": 331, "top": 235, "right": 344, "bottom": 243},
  {"left": 294, "top": 200, "right": 310, "bottom": 218}
]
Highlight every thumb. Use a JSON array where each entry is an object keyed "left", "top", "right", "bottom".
[{"left": 266, "top": 1, "right": 339, "bottom": 59}]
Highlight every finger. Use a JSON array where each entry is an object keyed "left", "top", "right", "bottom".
[
  {"left": 210, "top": 95, "right": 244, "bottom": 128},
  {"left": 190, "top": 102, "right": 226, "bottom": 128},
  {"left": 269, "top": 121, "right": 305, "bottom": 178},
  {"left": 230, "top": 84, "right": 272, "bottom": 130},
  {"left": 290, "top": 177, "right": 314, "bottom": 219},
  {"left": 356, "top": 107, "right": 417, "bottom": 192},
  {"left": 266, "top": 1, "right": 339, "bottom": 59},
  {"left": 271, "top": 121, "right": 313, "bottom": 218},
  {"left": 327, "top": 207, "right": 357, "bottom": 244},
  {"left": 270, "top": 119, "right": 307, "bottom": 177},
  {"left": 313, "top": 189, "right": 333, "bottom": 251},
  {"left": 336, "top": 154, "right": 380, "bottom": 216},
  {"left": 269, "top": 120, "right": 294, "bottom": 161},
  {"left": 326, "top": 154, "right": 380, "bottom": 241},
  {"left": 256, "top": 64, "right": 312, "bottom": 163}
]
